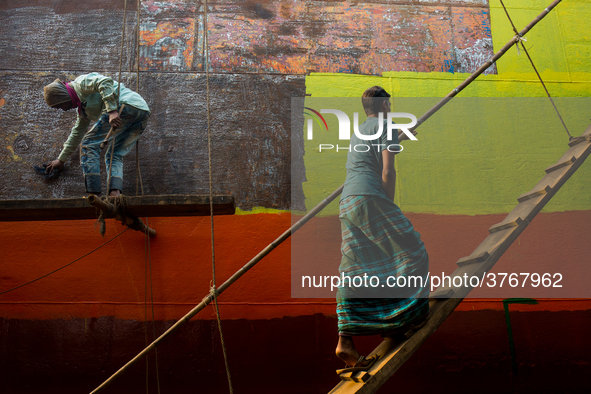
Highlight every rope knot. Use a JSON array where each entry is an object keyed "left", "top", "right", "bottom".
[
  {"left": 209, "top": 283, "right": 219, "bottom": 299},
  {"left": 94, "top": 195, "right": 128, "bottom": 236},
  {"left": 515, "top": 34, "right": 527, "bottom": 55}
]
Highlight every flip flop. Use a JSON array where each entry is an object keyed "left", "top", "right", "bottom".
[{"left": 336, "top": 355, "right": 379, "bottom": 375}]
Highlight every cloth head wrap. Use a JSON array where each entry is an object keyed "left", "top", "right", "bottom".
[
  {"left": 43, "top": 78, "right": 84, "bottom": 116},
  {"left": 43, "top": 78, "right": 71, "bottom": 107}
]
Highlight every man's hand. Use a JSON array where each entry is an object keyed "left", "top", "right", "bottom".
[
  {"left": 108, "top": 110, "right": 122, "bottom": 128},
  {"left": 46, "top": 159, "right": 64, "bottom": 173}
]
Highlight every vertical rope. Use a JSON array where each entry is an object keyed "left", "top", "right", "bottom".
[
  {"left": 137, "top": 1, "right": 149, "bottom": 390},
  {"left": 108, "top": 0, "right": 128, "bottom": 193},
  {"left": 136, "top": 0, "right": 141, "bottom": 93},
  {"left": 107, "top": 126, "right": 117, "bottom": 193},
  {"left": 135, "top": 0, "right": 143, "bottom": 197},
  {"left": 203, "top": 0, "right": 234, "bottom": 392},
  {"left": 133, "top": 1, "right": 160, "bottom": 391},
  {"left": 117, "top": 0, "right": 127, "bottom": 100},
  {"left": 146, "top": 217, "right": 161, "bottom": 394},
  {"left": 144, "top": 222, "right": 150, "bottom": 394},
  {"left": 499, "top": 0, "right": 572, "bottom": 140}
]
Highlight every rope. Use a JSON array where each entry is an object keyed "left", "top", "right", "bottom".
[
  {"left": 145, "top": 217, "right": 161, "bottom": 394},
  {"left": 499, "top": 0, "right": 572, "bottom": 140},
  {"left": 135, "top": 0, "right": 144, "bottom": 197},
  {"left": 136, "top": 0, "right": 141, "bottom": 93},
  {"left": 129, "top": 1, "right": 159, "bottom": 391},
  {"left": 117, "top": 0, "right": 128, "bottom": 100},
  {"left": 144, "top": 230, "right": 150, "bottom": 394},
  {"left": 108, "top": 0, "right": 128, "bottom": 193},
  {"left": 95, "top": 195, "right": 128, "bottom": 236},
  {"left": 204, "top": 0, "right": 234, "bottom": 392},
  {"left": 107, "top": 136, "right": 117, "bottom": 194},
  {"left": 0, "top": 229, "right": 128, "bottom": 295}
]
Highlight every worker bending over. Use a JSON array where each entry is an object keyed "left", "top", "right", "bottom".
[{"left": 42, "top": 73, "right": 150, "bottom": 196}]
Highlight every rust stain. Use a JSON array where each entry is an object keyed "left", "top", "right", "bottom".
[
  {"left": 140, "top": 0, "right": 197, "bottom": 71},
  {"left": 207, "top": 1, "right": 492, "bottom": 75},
  {"left": 141, "top": 20, "right": 196, "bottom": 70},
  {"left": 136, "top": 1, "right": 493, "bottom": 75},
  {"left": 452, "top": 7, "right": 495, "bottom": 74}
]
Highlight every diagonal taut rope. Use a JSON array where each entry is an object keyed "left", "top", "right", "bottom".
[
  {"left": 406, "top": 0, "right": 564, "bottom": 139},
  {"left": 499, "top": 0, "right": 572, "bottom": 140},
  {"left": 0, "top": 229, "right": 128, "bottom": 295}
]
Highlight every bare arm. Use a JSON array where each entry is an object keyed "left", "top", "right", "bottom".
[{"left": 381, "top": 149, "right": 396, "bottom": 201}]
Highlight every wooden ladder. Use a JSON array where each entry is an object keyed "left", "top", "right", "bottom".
[{"left": 329, "top": 123, "right": 591, "bottom": 394}]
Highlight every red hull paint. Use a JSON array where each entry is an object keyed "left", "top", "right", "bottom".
[
  {"left": 1, "top": 211, "right": 590, "bottom": 392},
  {"left": 1, "top": 211, "right": 590, "bottom": 320}
]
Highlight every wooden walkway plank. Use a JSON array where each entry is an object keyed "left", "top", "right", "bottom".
[
  {"left": 0, "top": 195, "right": 235, "bottom": 222},
  {"left": 329, "top": 125, "right": 591, "bottom": 393}
]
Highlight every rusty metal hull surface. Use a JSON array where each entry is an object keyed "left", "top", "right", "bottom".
[
  {"left": 0, "top": 71, "right": 304, "bottom": 209},
  {"left": 0, "top": 0, "right": 494, "bottom": 75}
]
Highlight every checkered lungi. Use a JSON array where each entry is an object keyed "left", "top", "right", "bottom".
[{"left": 337, "top": 195, "right": 430, "bottom": 336}]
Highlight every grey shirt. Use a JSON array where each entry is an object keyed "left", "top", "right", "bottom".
[{"left": 340, "top": 117, "right": 399, "bottom": 201}]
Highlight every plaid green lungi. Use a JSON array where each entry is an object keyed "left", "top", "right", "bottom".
[{"left": 337, "top": 195, "right": 430, "bottom": 336}]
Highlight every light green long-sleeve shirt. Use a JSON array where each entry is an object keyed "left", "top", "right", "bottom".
[{"left": 58, "top": 73, "right": 150, "bottom": 162}]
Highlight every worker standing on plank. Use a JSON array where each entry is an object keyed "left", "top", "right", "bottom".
[
  {"left": 41, "top": 73, "right": 150, "bottom": 197},
  {"left": 335, "top": 86, "right": 430, "bottom": 374}
]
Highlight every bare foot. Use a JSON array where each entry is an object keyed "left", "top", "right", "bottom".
[
  {"left": 109, "top": 189, "right": 121, "bottom": 197},
  {"left": 336, "top": 336, "right": 371, "bottom": 367}
]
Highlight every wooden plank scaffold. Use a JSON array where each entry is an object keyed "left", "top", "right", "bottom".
[
  {"left": 0, "top": 194, "right": 235, "bottom": 222},
  {"left": 0, "top": 194, "right": 235, "bottom": 236}
]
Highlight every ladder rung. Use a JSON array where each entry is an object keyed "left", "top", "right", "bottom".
[
  {"left": 457, "top": 251, "right": 489, "bottom": 267},
  {"left": 545, "top": 156, "right": 576, "bottom": 173},
  {"left": 489, "top": 217, "right": 524, "bottom": 234},
  {"left": 568, "top": 135, "right": 591, "bottom": 147},
  {"left": 517, "top": 185, "right": 551, "bottom": 203},
  {"left": 430, "top": 288, "right": 455, "bottom": 299},
  {"left": 353, "top": 372, "right": 370, "bottom": 383},
  {"left": 340, "top": 371, "right": 370, "bottom": 383},
  {"left": 339, "top": 372, "right": 355, "bottom": 382}
]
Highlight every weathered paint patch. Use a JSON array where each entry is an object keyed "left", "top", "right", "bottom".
[
  {"left": 140, "top": 0, "right": 197, "bottom": 71},
  {"left": 134, "top": 1, "right": 494, "bottom": 75},
  {"left": 204, "top": 1, "right": 495, "bottom": 75},
  {"left": 452, "top": 7, "right": 495, "bottom": 73}
]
